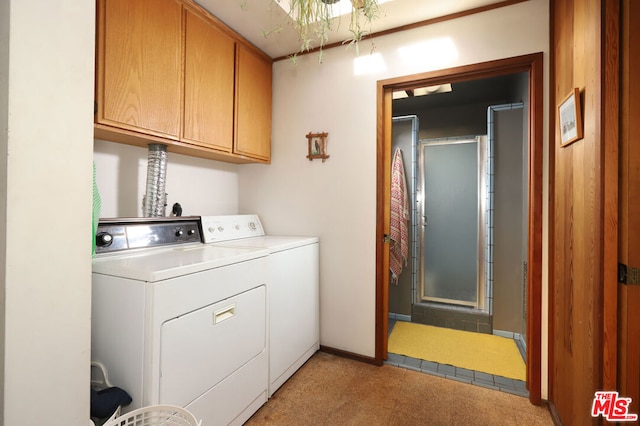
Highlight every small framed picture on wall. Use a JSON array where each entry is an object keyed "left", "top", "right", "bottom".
[
  {"left": 306, "top": 132, "right": 330, "bottom": 162},
  {"left": 558, "top": 87, "right": 583, "bottom": 147}
]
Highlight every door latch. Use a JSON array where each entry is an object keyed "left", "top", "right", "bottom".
[
  {"left": 618, "top": 263, "right": 640, "bottom": 285},
  {"left": 383, "top": 234, "right": 391, "bottom": 244}
]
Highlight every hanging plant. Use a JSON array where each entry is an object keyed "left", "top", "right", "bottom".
[{"left": 270, "top": 0, "right": 381, "bottom": 61}]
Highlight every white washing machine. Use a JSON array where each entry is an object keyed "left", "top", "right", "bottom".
[
  {"left": 201, "top": 215, "right": 319, "bottom": 396},
  {"left": 91, "top": 216, "right": 270, "bottom": 425}
]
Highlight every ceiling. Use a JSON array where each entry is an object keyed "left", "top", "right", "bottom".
[{"left": 195, "top": 0, "right": 510, "bottom": 59}]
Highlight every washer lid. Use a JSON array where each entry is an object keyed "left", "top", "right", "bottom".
[
  {"left": 214, "top": 235, "right": 319, "bottom": 253},
  {"left": 92, "top": 245, "right": 269, "bottom": 282}
]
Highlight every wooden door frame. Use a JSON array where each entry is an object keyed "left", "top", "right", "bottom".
[
  {"left": 618, "top": 0, "right": 639, "bottom": 412},
  {"left": 375, "top": 52, "right": 544, "bottom": 405}
]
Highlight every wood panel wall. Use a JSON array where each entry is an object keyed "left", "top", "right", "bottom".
[
  {"left": 550, "top": 0, "right": 619, "bottom": 424},
  {"left": 618, "top": 0, "right": 640, "bottom": 416}
]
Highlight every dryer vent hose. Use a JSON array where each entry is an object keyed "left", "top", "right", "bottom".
[{"left": 142, "top": 143, "right": 168, "bottom": 217}]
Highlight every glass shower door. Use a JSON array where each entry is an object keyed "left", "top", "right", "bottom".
[{"left": 419, "top": 137, "right": 486, "bottom": 308}]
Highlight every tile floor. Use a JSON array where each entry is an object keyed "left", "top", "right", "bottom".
[
  {"left": 386, "top": 318, "right": 528, "bottom": 397},
  {"left": 385, "top": 352, "right": 528, "bottom": 397}
]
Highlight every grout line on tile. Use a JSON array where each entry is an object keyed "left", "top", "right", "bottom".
[{"left": 386, "top": 351, "right": 528, "bottom": 398}]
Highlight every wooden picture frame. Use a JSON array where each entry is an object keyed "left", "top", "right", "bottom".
[
  {"left": 306, "top": 132, "right": 330, "bottom": 162},
  {"left": 558, "top": 87, "right": 583, "bottom": 147}
]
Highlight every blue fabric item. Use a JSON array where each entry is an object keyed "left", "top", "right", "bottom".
[{"left": 90, "top": 386, "right": 132, "bottom": 419}]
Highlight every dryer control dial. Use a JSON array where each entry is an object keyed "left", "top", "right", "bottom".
[{"left": 96, "top": 232, "right": 113, "bottom": 247}]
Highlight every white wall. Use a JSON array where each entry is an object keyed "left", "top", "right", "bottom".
[
  {"left": 94, "top": 140, "right": 239, "bottom": 218},
  {"left": 0, "top": 0, "right": 95, "bottom": 424},
  {"left": 0, "top": 0, "right": 8, "bottom": 415},
  {"left": 239, "top": 0, "right": 549, "bottom": 395}
]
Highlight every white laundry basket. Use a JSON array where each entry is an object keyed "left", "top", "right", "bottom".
[{"left": 101, "top": 405, "right": 202, "bottom": 426}]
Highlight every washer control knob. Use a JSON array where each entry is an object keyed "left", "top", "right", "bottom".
[
  {"left": 175, "top": 230, "right": 184, "bottom": 237},
  {"left": 249, "top": 222, "right": 257, "bottom": 231},
  {"left": 208, "top": 227, "right": 214, "bottom": 233},
  {"left": 217, "top": 226, "right": 224, "bottom": 232},
  {"left": 188, "top": 229, "right": 196, "bottom": 236},
  {"left": 96, "top": 232, "right": 113, "bottom": 247}
]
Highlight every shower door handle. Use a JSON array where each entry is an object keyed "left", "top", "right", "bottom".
[{"left": 422, "top": 216, "right": 428, "bottom": 227}]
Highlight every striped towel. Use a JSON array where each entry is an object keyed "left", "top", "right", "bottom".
[{"left": 390, "top": 148, "right": 409, "bottom": 285}]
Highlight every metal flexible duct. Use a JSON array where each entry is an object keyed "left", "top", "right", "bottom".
[{"left": 142, "top": 143, "right": 168, "bottom": 217}]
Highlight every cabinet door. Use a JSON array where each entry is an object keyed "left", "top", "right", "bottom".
[
  {"left": 235, "top": 45, "right": 272, "bottom": 162},
  {"left": 183, "top": 8, "right": 235, "bottom": 152},
  {"left": 96, "top": 0, "right": 182, "bottom": 139}
]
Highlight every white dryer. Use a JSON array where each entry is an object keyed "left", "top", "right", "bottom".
[
  {"left": 91, "top": 217, "right": 270, "bottom": 425},
  {"left": 201, "top": 215, "right": 320, "bottom": 396}
]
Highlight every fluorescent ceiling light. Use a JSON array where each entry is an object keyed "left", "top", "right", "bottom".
[
  {"left": 393, "top": 84, "right": 452, "bottom": 100},
  {"left": 392, "top": 90, "right": 408, "bottom": 99},
  {"left": 413, "top": 84, "right": 452, "bottom": 96}
]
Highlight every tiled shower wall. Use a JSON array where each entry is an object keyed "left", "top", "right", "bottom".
[
  {"left": 389, "top": 116, "right": 419, "bottom": 317},
  {"left": 486, "top": 102, "right": 524, "bottom": 325},
  {"left": 412, "top": 303, "right": 492, "bottom": 333}
]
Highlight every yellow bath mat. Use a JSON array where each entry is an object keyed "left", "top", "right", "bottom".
[{"left": 388, "top": 321, "right": 526, "bottom": 381}]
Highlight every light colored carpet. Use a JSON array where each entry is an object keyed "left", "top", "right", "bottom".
[
  {"left": 246, "top": 352, "right": 553, "bottom": 425},
  {"left": 388, "top": 321, "right": 526, "bottom": 380}
]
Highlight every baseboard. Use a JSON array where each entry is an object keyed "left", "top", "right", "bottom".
[
  {"left": 493, "top": 330, "right": 527, "bottom": 361},
  {"left": 493, "top": 329, "right": 515, "bottom": 339},
  {"left": 388, "top": 312, "right": 412, "bottom": 322},
  {"left": 319, "top": 345, "right": 382, "bottom": 366},
  {"left": 547, "top": 400, "right": 563, "bottom": 425}
]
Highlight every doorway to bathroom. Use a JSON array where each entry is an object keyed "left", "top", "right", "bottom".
[
  {"left": 374, "top": 53, "right": 544, "bottom": 405},
  {"left": 387, "top": 99, "right": 528, "bottom": 390}
]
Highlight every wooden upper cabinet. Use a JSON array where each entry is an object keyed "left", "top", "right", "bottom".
[
  {"left": 182, "top": 8, "right": 235, "bottom": 152},
  {"left": 235, "top": 44, "right": 272, "bottom": 161},
  {"left": 96, "top": 0, "right": 183, "bottom": 139},
  {"left": 95, "top": 0, "right": 272, "bottom": 163}
]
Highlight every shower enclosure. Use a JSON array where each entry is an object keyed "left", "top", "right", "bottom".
[{"left": 418, "top": 136, "right": 488, "bottom": 310}]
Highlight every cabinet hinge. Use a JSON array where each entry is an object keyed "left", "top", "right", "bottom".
[{"left": 618, "top": 263, "right": 640, "bottom": 285}]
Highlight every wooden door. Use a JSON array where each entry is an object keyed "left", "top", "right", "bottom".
[
  {"left": 96, "top": 0, "right": 182, "bottom": 139},
  {"left": 235, "top": 44, "right": 272, "bottom": 162},
  {"left": 182, "top": 7, "right": 235, "bottom": 152},
  {"left": 618, "top": 0, "right": 640, "bottom": 415}
]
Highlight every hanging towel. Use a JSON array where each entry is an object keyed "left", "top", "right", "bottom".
[{"left": 390, "top": 147, "right": 409, "bottom": 285}]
